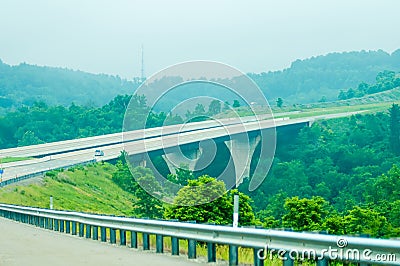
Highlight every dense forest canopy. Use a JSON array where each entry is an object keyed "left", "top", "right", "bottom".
[
  {"left": 0, "top": 59, "right": 140, "bottom": 111},
  {"left": 1, "top": 49, "right": 400, "bottom": 113}
]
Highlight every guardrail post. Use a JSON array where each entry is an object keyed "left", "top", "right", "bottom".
[
  {"left": 254, "top": 248, "right": 264, "bottom": 266},
  {"left": 156, "top": 235, "right": 163, "bottom": 253},
  {"left": 171, "top": 237, "right": 179, "bottom": 255},
  {"left": 188, "top": 239, "right": 197, "bottom": 259},
  {"left": 130, "top": 231, "right": 137, "bottom": 248},
  {"left": 92, "top": 226, "right": 98, "bottom": 240},
  {"left": 65, "top": 221, "right": 70, "bottom": 233},
  {"left": 59, "top": 220, "right": 64, "bottom": 232},
  {"left": 39, "top": 217, "right": 45, "bottom": 228},
  {"left": 79, "top": 223, "right": 84, "bottom": 237},
  {"left": 283, "top": 252, "right": 294, "bottom": 266},
  {"left": 101, "top": 227, "right": 107, "bottom": 242},
  {"left": 110, "top": 228, "right": 116, "bottom": 244},
  {"left": 72, "top": 221, "right": 77, "bottom": 235},
  {"left": 207, "top": 243, "right": 216, "bottom": 262},
  {"left": 120, "top": 230, "right": 126, "bottom": 246},
  {"left": 317, "top": 257, "right": 329, "bottom": 266},
  {"left": 229, "top": 245, "right": 239, "bottom": 265},
  {"left": 143, "top": 233, "right": 150, "bottom": 250},
  {"left": 86, "top": 224, "right": 91, "bottom": 238},
  {"left": 54, "top": 219, "right": 59, "bottom": 231}
]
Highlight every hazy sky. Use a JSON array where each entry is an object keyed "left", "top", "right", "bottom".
[{"left": 1, "top": 0, "right": 399, "bottom": 79}]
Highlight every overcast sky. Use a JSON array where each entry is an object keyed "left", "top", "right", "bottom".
[{"left": 0, "top": 0, "right": 399, "bottom": 79}]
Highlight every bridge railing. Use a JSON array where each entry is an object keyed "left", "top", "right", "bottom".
[{"left": 0, "top": 204, "right": 399, "bottom": 265}]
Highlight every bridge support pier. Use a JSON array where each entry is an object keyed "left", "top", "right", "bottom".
[
  {"left": 225, "top": 134, "right": 260, "bottom": 186},
  {"left": 162, "top": 148, "right": 201, "bottom": 174}
]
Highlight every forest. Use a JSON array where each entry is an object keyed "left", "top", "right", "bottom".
[{"left": 1, "top": 49, "right": 400, "bottom": 113}]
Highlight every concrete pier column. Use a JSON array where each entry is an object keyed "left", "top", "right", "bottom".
[{"left": 225, "top": 134, "right": 261, "bottom": 186}]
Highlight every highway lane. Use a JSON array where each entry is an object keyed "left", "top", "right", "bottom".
[
  {"left": 1, "top": 111, "right": 301, "bottom": 159},
  {"left": 0, "top": 111, "right": 364, "bottom": 183},
  {"left": 0, "top": 218, "right": 206, "bottom": 266},
  {"left": 0, "top": 114, "right": 272, "bottom": 159}
]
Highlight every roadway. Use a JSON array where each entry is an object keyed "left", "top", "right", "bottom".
[
  {"left": 0, "top": 217, "right": 206, "bottom": 266},
  {"left": 0, "top": 111, "right": 363, "bottom": 183}
]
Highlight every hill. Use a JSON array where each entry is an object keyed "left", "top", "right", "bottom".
[
  {"left": 0, "top": 163, "right": 136, "bottom": 216},
  {"left": 0, "top": 60, "right": 140, "bottom": 111},
  {"left": 1, "top": 49, "right": 400, "bottom": 111},
  {"left": 250, "top": 49, "right": 400, "bottom": 103}
]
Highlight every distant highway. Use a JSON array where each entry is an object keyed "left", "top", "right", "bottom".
[{"left": 0, "top": 111, "right": 363, "bottom": 183}]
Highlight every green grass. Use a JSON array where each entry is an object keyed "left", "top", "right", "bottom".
[
  {"left": 216, "top": 95, "right": 400, "bottom": 122},
  {"left": 1, "top": 157, "right": 32, "bottom": 164},
  {"left": 0, "top": 162, "right": 136, "bottom": 216}
]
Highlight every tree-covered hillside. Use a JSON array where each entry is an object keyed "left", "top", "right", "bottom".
[
  {"left": 250, "top": 49, "right": 400, "bottom": 103},
  {"left": 0, "top": 59, "right": 140, "bottom": 111},
  {"left": 1, "top": 49, "right": 400, "bottom": 112}
]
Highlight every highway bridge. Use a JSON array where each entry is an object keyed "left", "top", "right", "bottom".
[{"left": 0, "top": 111, "right": 361, "bottom": 186}]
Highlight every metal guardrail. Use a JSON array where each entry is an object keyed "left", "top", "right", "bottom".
[
  {"left": 0, "top": 204, "right": 399, "bottom": 265},
  {"left": 0, "top": 159, "right": 96, "bottom": 187}
]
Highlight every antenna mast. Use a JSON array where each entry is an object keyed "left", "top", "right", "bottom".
[{"left": 141, "top": 45, "right": 145, "bottom": 81}]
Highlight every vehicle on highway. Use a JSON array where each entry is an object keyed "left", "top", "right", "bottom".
[{"left": 94, "top": 149, "right": 104, "bottom": 156}]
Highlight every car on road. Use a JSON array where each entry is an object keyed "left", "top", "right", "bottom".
[{"left": 94, "top": 149, "right": 104, "bottom": 156}]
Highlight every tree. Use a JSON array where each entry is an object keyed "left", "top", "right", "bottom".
[
  {"left": 112, "top": 162, "right": 164, "bottom": 219},
  {"left": 167, "top": 167, "right": 195, "bottom": 186},
  {"left": 389, "top": 104, "right": 400, "bottom": 154},
  {"left": 18, "top": 130, "right": 44, "bottom": 146},
  {"left": 164, "top": 176, "right": 255, "bottom": 225},
  {"left": 208, "top": 100, "right": 221, "bottom": 116},
  {"left": 343, "top": 206, "right": 387, "bottom": 237},
  {"left": 131, "top": 166, "right": 164, "bottom": 219},
  {"left": 282, "top": 196, "right": 329, "bottom": 231},
  {"left": 276, "top": 97, "right": 283, "bottom": 108},
  {"left": 232, "top": 100, "right": 241, "bottom": 108}
]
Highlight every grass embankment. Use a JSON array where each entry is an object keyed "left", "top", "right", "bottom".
[
  {"left": 0, "top": 163, "right": 135, "bottom": 216},
  {"left": 1, "top": 157, "right": 32, "bottom": 164},
  {"left": 217, "top": 93, "right": 400, "bottom": 121}
]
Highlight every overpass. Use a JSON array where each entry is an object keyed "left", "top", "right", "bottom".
[{"left": 0, "top": 111, "right": 361, "bottom": 186}]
